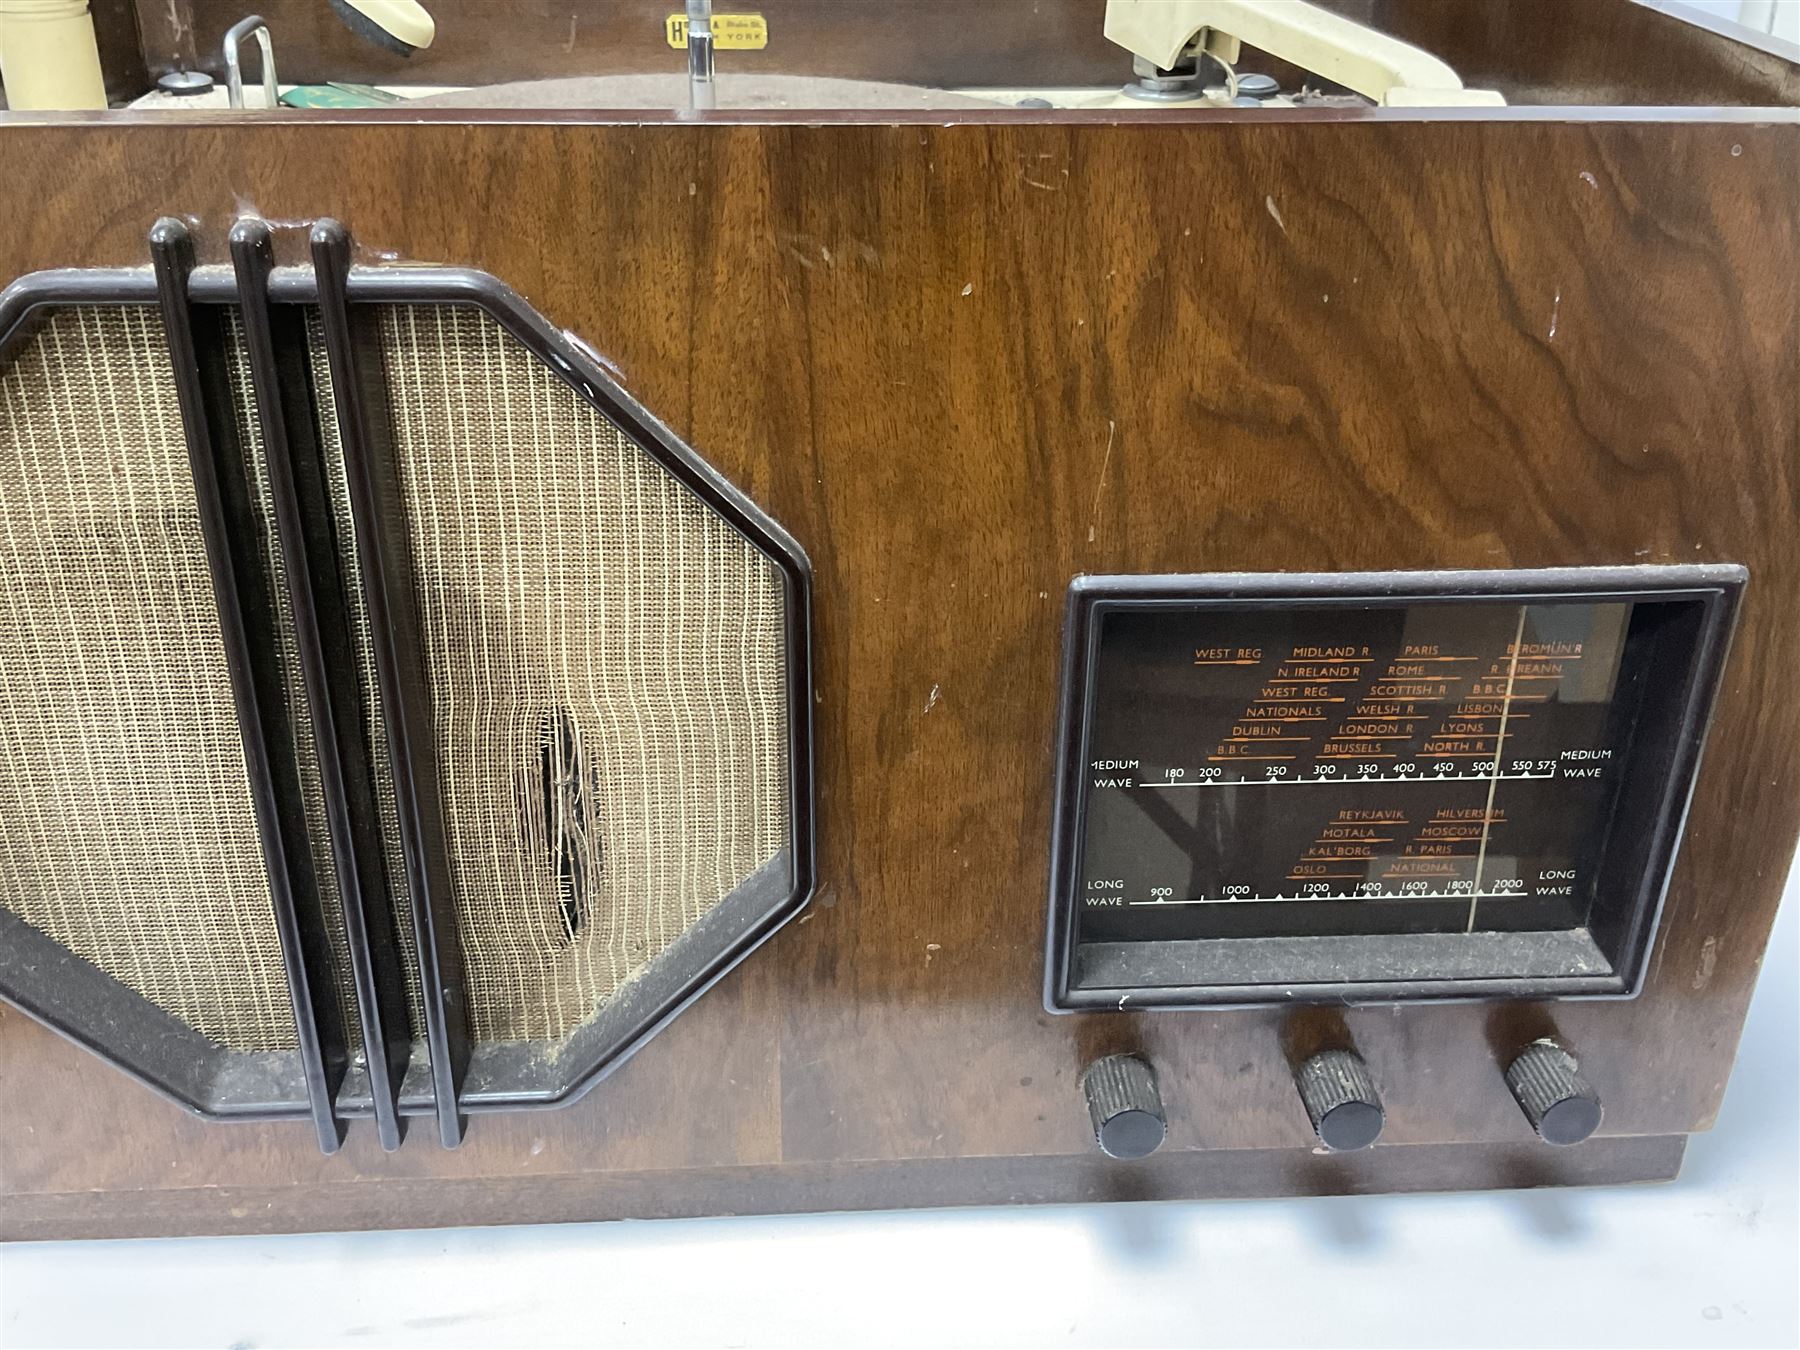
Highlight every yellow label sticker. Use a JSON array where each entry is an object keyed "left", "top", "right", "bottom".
[{"left": 665, "top": 13, "right": 768, "bottom": 49}]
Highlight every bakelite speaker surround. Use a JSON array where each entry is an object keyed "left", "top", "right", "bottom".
[{"left": 0, "top": 219, "right": 814, "bottom": 1152}]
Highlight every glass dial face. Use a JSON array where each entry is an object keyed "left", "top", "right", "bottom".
[{"left": 1074, "top": 599, "right": 1650, "bottom": 944}]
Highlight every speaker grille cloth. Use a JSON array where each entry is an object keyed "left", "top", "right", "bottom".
[
  {"left": 368, "top": 305, "right": 789, "bottom": 1043},
  {"left": 0, "top": 307, "right": 296, "bottom": 1052},
  {"left": 303, "top": 319, "right": 428, "bottom": 1033},
  {"left": 223, "top": 314, "right": 365, "bottom": 1043}
]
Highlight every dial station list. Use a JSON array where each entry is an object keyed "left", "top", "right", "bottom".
[{"left": 1076, "top": 600, "right": 1636, "bottom": 942}]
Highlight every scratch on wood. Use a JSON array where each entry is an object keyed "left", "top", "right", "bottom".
[
  {"left": 1087, "top": 419, "right": 1116, "bottom": 543},
  {"left": 1693, "top": 935, "right": 1719, "bottom": 990}
]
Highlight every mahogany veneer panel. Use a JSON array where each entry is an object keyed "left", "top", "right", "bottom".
[{"left": 0, "top": 111, "right": 1793, "bottom": 1235}]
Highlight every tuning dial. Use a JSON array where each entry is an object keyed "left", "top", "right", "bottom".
[
  {"left": 1081, "top": 1055, "right": 1166, "bottom": 1159},
  {"left": 1294, "top": 1049, "right": 1385, "bottom": 1151},
  {"left": 1506, "top": 1040, "right": 1603, "bottom": 1145}
]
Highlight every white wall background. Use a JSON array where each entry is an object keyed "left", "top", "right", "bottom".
[{"left": 1670, "top": 0, "right": 1800, "bottom": 44}]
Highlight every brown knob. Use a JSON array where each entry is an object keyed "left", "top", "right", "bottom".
[
  {"left": 1295, "top": 1049, "right": 1384, "bottom": 1151},
  {"left": 1506, "top": 1040, "right": 1602, "bottom": 1146},
  {"left": 1081, "top": 1055, "right": 1166, "bottom": 1160}
]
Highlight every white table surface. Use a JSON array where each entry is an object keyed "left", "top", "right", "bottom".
[{"left": 3, "top": 863, "right": 1794, "bottom": 1350}]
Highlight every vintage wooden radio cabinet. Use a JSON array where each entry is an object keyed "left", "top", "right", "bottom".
[{"left": 0, "top": 0, "right": 1795, "bottom": 1238}]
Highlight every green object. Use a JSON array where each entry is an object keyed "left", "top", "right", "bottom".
[{"left": 279, "top": 82, "right": 405, "bottom": 108}]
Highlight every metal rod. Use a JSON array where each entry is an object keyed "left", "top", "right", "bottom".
[
  {"left": 685, "top": 0, "right": 715, "bottom": 111},
  {"left": 147, "top": 217, "right": 346, "bottom": 1155},
  {"left": 310, "top": 218, "right": 469, "bottom": 1148},
  {"left": 230, "top": 217, "right": 413, "bottom": 1153},
  {"left": 222, "top": 15, "right": 278, "bottom": 109}
]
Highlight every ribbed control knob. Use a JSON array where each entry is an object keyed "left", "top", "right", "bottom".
[
  {"left": 1295, "top": 1049, "right": 1385, "bottom": 1151},
  {"left": 1506, "top": 1040, "right": 1602, "bottom": 1145},
  {"left": 1081, "top": 1055, "right": 1166, "bottom": 1159}
]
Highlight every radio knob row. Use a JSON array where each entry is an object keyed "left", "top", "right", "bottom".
[{"left": 1080, "top": 1040, "right": 1602, "bottom": 1159}]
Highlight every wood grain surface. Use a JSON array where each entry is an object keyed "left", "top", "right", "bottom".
[
  {"left": 0, "top": 109, "right": 1794, "bottom": 1235},
  {"left": 0, "top": 1136, "right": 1689, "bottom": 1240},
  {"left": 1351, "top": 0, "right": 1800, "bottom": 106}
]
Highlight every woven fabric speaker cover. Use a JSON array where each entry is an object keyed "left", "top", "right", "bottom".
[
  {"left": 316, "top": 304, "right": 792, "bottom": 1048},
  {"left": 0, "top": 306, "right": 296, "bottom": 1053},
  {"left": 222, "top": 312, "right": 372, "bottom": 1042}
]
